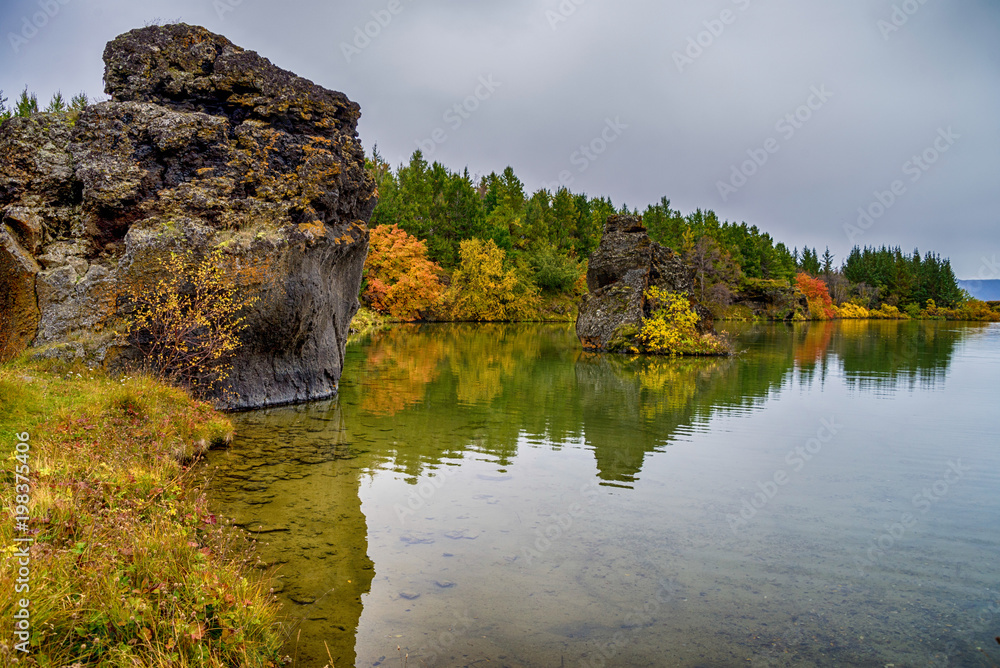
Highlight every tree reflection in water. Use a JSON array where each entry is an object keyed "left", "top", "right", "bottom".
[{"left": 204, "top": 320, "right": 976, "bottom": 665}]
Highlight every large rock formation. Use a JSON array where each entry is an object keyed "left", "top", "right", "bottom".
[
  {"left": 0, "top": 24, "right": 376, "bottom": 409},
  {"left": 576, "top": 215, "right": 710, "bottom": 351}
]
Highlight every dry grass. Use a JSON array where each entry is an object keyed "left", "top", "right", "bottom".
[{"left": 0, "top": 358, "right": 283, "bottom": 667}]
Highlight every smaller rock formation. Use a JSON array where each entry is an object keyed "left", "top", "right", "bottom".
[
  {"left": 576, "top": 215, "right": 713, "bottom": 351},
  {"left": 729, "top": 279, "right": 809, "bottom": 320}
]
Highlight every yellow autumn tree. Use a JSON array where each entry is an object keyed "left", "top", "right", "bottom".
[
  {"left": 117, "top": 248, "right": 265, "bottom": 400},
  {"left": 444, "top": 238, "right": 540, "bottom": 321}
]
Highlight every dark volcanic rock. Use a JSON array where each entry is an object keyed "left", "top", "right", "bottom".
[
  {"left": 0, "top": 24, "right": 377, "bottom": 409},
  {"left": 103, "top": 24, "right": 359, "bottom": 137},
  {"left": 731, "top": 279, "right": 809, "bottom": 320},
  {"left": 576, "top": 215, "right": 708, "bottom": 351}
]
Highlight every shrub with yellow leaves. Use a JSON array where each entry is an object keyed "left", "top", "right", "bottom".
[
  {"left": 834, "top": 301, "right": 908, "bottom": 319},
  {"left": 116, "top": 248, "right": 266, "bottom": 401},
  {"left": 834, "top": 302, "right": 870, "bottom": 319},
  {"left": 872, "top": 303, "right": 907, "bottom": 319},
  {"left": 633, "top": 287, "right": 732, "bottom": 356}
]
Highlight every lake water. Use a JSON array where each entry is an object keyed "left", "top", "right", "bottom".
[{"left": 204, "top": 321, "right": 1000, "bottom": 667}]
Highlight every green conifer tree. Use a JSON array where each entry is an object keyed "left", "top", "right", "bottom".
[
  {"left": 45, "top": 90, "right": 66, "bottom": 113},
  {"left": 15, "top": 87, "right": 38, "bottom": 117}
]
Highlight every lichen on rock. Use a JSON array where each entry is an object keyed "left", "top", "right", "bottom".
[{"left": 0, "top": 23, "right": 377, "bottom": 409}]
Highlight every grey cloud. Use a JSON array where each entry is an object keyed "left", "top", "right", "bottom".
[{"left": 1, "top": 0, "right": 996, "bottom": 274}]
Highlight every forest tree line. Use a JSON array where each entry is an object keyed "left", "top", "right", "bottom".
[
  {"left": 364, "top": 148, "right": 991, "bottom": 322},
  {"left": 1, "top": 90, "right": 990, "bottom": 323},
  {"left": 0, "top": 87, "right": 90, "bottom": 120}
]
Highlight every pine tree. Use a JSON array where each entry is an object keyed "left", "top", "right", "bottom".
[
  {"left": 550, "top": 187, "right": 579, "bottom": 252},
  {"left": 799, "top": 247, "right": 821, "bottom": 275},
  {"left": 45, "top": 91, "right": 66, "bottom": 113},
  {"left": 69, "top": 92, "right": 89, "bottom": 111},
  {"left": 0, "top": 90, "right": 9, "bottom": 121},
  {"left": 523, "top": 190, "right": 553, "bottom": 250},
  {"left": 821, "top": 247, "right": 834, "bottom": 277},
  {"left": 14, "top": 87, "right": 38, "bottom": 117},
  {"left": 573, "top": 193, "right": 600, "bottom": 259},
  {"left": 644, "top": 196, "right": 687, "bottom": 250},
  {"left": 773, "top": 243, "right": 797, "bottom": 282}
]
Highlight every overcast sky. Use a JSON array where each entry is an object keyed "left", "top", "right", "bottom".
[{"left": 1, "top": 0, "right": 997, "bottom": 276}]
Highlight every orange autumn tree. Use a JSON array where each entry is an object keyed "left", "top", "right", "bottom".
[
  {"left": 363, "top": 224, "right": 444, "bottom": 321},
  {"left": 796, "top": 272, "right": 835, "bottom": 320}
]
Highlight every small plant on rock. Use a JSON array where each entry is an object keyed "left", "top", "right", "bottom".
[
  {"left": 636, "top": 287, "right": 732, "bottom": 356},
  {"left": 117, "top": 248, "right": 267, "bottom": 401}
]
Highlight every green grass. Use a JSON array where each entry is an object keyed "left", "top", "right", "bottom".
[
  {"left": 0, "top": 357, "right": 283, "bottom": 667},
  {"left": 347, "top": 306, "right": 392, "bottom": 344}
]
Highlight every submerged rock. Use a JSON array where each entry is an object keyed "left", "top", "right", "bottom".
[
  {"left": 0, "top": 24, "right": 376, "bottom": 408},
  {"left": 576, "top": 215, "right": 713, "bottom": 352}
]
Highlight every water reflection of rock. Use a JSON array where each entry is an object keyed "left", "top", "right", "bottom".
[
  {"left": 340, "top": 322, "right": 967, "bottom": 487},
  {"left": 201, "top": 321, "right": 974, "bottom": 664},
  {"left": 575, "top": 354, "right": 738, "bottom": 486},
  {"left": 342, "top": 324, "right": 796, "bottom": 487},
  {"left": 204, "top": 401, "right": 374, "bottom": 668}
]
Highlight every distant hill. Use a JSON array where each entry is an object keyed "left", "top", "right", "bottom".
[{"left": 959, "top": 279, "right": 1000, "bottom": 301}]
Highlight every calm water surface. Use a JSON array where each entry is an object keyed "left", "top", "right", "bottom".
[{"left": 204, "top": 321, "right": 1000, "bottom": 667}]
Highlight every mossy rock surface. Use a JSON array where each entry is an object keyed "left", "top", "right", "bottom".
[{"left": 728, "top": 280, "right": 809, "bottom": 320}]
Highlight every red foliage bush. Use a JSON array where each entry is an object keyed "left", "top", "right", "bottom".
[{"left": 796, "top": 272, "right": 835, "bottom": 320}]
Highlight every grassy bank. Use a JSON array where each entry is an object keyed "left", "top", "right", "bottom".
[
  {"left": 347, "top": 306, "right": 393, "bottom": 344},
  {"left": 0, "top": 358, "right": 283, "bottom": 667},
  {"left": 351, "top": 297, "right": 579, "bottom": 336}
]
